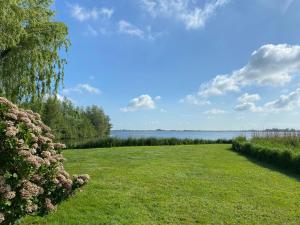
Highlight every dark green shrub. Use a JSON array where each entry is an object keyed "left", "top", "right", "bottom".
[{"left": 232, "top": 137, "right": 300, "bottom": 173}]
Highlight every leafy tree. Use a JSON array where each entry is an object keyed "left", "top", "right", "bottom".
[
  {"left": 85, "top": 106, "right": 112, "bottom": 138},
  {"left": 41, "top": 97, "right": 65, "bottom": 138},
  {"left": 0, "top": 0, "right": 69, "bottom": 103},
  {"left": 23, "top": 97, "right": 112, "bottom": 142}
]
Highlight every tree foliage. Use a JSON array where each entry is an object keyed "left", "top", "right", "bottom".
[
  {"left": 85, "top": 106, "right": 111, "bottom": 138},
  {"left": 23, "top": 97, "right": 112, "bottom": 141},
  {"left": 0, "top": 0, "right": 69, "bottom": 103},
  {"left": 0, "top": 0, "right": 111, "bottom": 145}
]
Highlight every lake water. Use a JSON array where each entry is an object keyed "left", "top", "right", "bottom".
[{"left": 111, "top": 130, "right": 252, "bottom": 140}]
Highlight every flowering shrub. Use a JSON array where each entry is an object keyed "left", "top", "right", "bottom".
[{"left": 0, "top": 97, "right": 90, "bottom": 225}]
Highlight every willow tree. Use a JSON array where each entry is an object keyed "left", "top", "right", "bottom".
[{"left": 0, "top": 0, "right": 69, "bottom": 103}]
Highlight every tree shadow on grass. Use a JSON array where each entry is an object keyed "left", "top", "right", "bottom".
[{"left": 226, "top": 147, "right": 300, "bottom": 182}]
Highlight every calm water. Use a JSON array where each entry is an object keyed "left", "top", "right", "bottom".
[{"left": 111, "top": 130, "right": 252, "bottom": 140}]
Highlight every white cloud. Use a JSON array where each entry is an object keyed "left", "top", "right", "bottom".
[
  {"left": 199, "top": 74, "right": 240, "bottom": 97},
  {"left": 235, "top": 93, "right": 262, "bottom": 112},
  {"left": 63, "top": 83, "right": 101, "bottom": 95},
  {"left": 43, "top": 94, "right": 75, "bottom": 103},
  {"left": 179, "top": 94, "right": 211, "bottom": 106},
  {"left": 69, "top": 4, "right": 113, "bottom": 22},
  {"left": 265, "top": 88, "right": 300, "bottom": 112},
  {"left": 69, "top": 4, "right": 162, "bottom": 40},
  {"left": 204, "top": 108, "right": 227, "bottom": 115},
  {"left": 118, "top": 20, "right": 161, "bottom": 40},
  {"left": 85, "top": 26, "right": 110, "bottom": 37},
  {"left": 235, "top": 102, "right": 261, "bottom": 112},
  {"left": 238, "top": 93, "right": 261, "bottom": 104},
  {"left": 198, "top": 44, "right": 300, "bottom": 97},
  {"left": 141, "top": 0, "right": 229, "bottom": 30},
  {"left": 235, "top": 89, "right": 300, "bottom": 113},
  {"left": 155, "top": 96, "right": 162, "bottom": 100},
  {"left": 78, "top": 84, "right": 101, "bottom": 94},
  {"left": 85, "top": 25, "right": 98, "bottom": 36},
  {"left": 118, "top": 20, "right": 145, "bottom": 38},
  {"left": 121, "top": 94, "right": 158, "bottom": 112}
]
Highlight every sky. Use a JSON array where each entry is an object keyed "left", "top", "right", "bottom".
[{"left": 53, "top": 0, "right": 300, "bottom": 130}]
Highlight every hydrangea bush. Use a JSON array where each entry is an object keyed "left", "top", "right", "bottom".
[{"left": 0, "top": 97, "right": 90, "bottom": 225}]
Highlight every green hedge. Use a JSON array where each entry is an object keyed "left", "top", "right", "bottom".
[
  {"left": 67, "top": 137, "right": 232, "bottom": 149},
  {"left": 232, "top": 137, "right": 300, "bottom": 173}
]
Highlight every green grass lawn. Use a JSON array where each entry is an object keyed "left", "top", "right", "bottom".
[{"left": 20, "top": 144, "right": 300, "bottom": 225}]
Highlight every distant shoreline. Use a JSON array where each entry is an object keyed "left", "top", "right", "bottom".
[{"left": 112, "top": 129, "right": 300, "bottom": 132}]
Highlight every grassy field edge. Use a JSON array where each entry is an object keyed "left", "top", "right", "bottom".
[{"left": 20, "top": 144, "right": 300, "bottom": 225}]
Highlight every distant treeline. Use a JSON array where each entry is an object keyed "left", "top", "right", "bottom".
[
  {"left": 22, "top": 97, "right": 111, "bottom": 140},
  {"left": 263, "top": 128, "right": 299, "bottom": 132},
  {"left": 67, "top": 137, "right": 232, "bottom": 149}
]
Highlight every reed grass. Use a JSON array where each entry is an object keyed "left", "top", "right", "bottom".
[
  {"left": 66, "top": 137, "right": 232, "bottom": 149},
  {"left": 232, "top": 133, "right": 300, "bottom": 173}
]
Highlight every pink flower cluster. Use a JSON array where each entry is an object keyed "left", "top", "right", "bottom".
[
  {"left": 0, "top": 176, "right": 15, "bottom": 201},
  {"left": 45, "top": 198, "right": 56, "bottom": 211},
  {"left": 20, "top": 180, "right": 44, "bottom": 199},
  {"left": 0, "top": 97, "right": 90, "bottom": 224},
  {"left": 0, "top": 213, "right": 4, "bottom": 224},
  {"left": 73, "top": 174, "right": 90, "bottom": 186}
]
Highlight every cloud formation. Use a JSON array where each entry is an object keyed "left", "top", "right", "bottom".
[
  {"left": 69, "top": 4, "right": 113, "bottom": 22},
  {"left": 141, "top": 0, "right": 229, "bottom": 30},
  {"left": 235, "top": 89, "right": 300, "bottom": 113},
  {"left": 118, "top": 20, "right": 145, "bottom": 38},
  {"left": 198, "top": 44, "right": 300, "bottom": 97},
  {"left": 235, "top": 93, "right": 262, "bottom": 112},
  {"left": 121, "top": 94, "right": 158, "bottom": 112},
  {"left": 204, "top": 108, "right": 227, "bottom": 115},
  {"left": 63, "top": 83, "right": 101, "bottom": 95},
  {"left": 265, "top": 88, "right": 300, "bottom": 112},
  {"left": 85, "top": 25, "right": 99, "bottom": 36},
  {"left": 238, "top": 93, "right": 261, "bottom": 103},
  {"left": 179, "top": 95, "right": 211, "bottom": 106},
  {"left": 118, "top": 20, "right": 161, "bottom": 40}
]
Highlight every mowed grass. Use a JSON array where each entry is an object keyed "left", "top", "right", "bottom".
[{"left": 20, "top": 145, "right": 300, "bottom": 225}]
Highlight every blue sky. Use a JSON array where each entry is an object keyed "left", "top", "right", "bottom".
[{"left": 53, "top": 0, "right": 300, "bottom": 130}]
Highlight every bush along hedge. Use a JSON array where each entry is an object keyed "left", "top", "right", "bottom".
[
  {"left": 67, "top": 137, "right": 232, "bottom": 149},
  {"left": 0, "top": 97, "right": 90, "bottom": 225},
  {"left": 232, "top": 137, "right": 300, "bottom": 173}
]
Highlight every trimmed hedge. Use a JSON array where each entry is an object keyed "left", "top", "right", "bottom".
[
  {"left": 232, "top": 137, "right": 300, "bottom": 173},
  {"left": 67, "top": 137, "right": 232, "bottom": 149}
]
